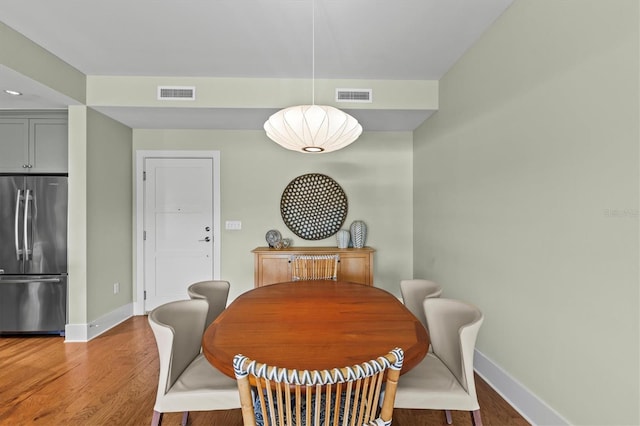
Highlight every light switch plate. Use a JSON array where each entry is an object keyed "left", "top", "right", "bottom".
[{"left": 225, "top": 220, "right": 242, "bottom": 230}]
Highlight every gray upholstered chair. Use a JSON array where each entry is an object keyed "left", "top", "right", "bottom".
[
  {"left": 148, "top": 299, "right": 240, "bottom": 426},
  {"left": 290, "top": 254, "right": 339, "bottom": 281},
  {"left": 399, "top": 279, "right": 443, "bottom": 332},
  {"left": 393, "top": 298, "right": 484, "bottom": 426},
  {"left": 234, "top": 348, "right": 404, "bottom": 426},
  {"left": 187, "top": 280, "right": 230, "bottom": 330}
]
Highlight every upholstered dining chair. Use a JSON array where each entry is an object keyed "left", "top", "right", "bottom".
[
  {"left": 234, "top": 347, "right": 404, "bottom": 426},
  {"left": 399, "top": 279, "right": 443, "bottom": 332},
  {"left": 393, "top": 298, "right": 485, "bottom": 426},
  {"left": 290, "top": 254, "right": 339, "bottom": 281},
  {"left": 187, "top": 280, "right": 230, "bottom": 330},
  {"left": 148, "top": 299, "right": 240, "bottom": 426}
]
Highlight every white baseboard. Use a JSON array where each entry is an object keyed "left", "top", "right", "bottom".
[
  {"left": 64, "top": 303, "right": 134, "bottom": 342},
  {"left": 64, "top": 323, "right": 89, "bottom": 342},
  {"left": 474, "top": 349, "right": 569, "bottom": 426}
]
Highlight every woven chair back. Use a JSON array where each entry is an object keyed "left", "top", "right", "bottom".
[
  {"left": 290, "top": 254, "right": 340, "bottom": 281},
  {"left": 234, "top": 348, "right": 404, "bottom": 426}
]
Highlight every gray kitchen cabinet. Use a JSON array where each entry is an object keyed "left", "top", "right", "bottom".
[{"left": 0, "top": 112, "right": 68, "bottom": 173}]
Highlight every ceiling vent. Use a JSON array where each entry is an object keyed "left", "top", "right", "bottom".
[
  {"left": 336, "top": 88, "right": 372, "bottom": 103},
  {"left": 157, "top": 86, "right": 196, "bottom": 100}
]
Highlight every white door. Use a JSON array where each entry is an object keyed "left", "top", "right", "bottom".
[{"left": 143, "top": 157, "right": 214, "bottom": 311}]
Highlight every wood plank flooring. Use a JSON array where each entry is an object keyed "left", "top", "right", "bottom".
[{"left": 0, "top": 316, "right": 530, "bottom": 425}]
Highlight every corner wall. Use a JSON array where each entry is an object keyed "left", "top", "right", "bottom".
[
  {"left": 66, "top": 107, "right": 134, "bottom": 341},
  {"left": 86, "top": 108, "right": 133, "bottom": 322},
  {"left": 412, "top": 1, "right": 639, "bottom": 424}
]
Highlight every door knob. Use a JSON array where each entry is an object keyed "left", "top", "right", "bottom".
[
  {"left": 205, "top": 226, "right": 211, "bottom": 232},
  {"left": 199, "top": 236, "right": 211, "bottom": 242}
]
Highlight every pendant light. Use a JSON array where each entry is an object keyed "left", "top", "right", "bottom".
[{"left": 264, "top": 0, "right": 362, "bottom": 153}]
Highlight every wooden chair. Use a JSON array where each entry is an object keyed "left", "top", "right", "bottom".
[
  {"left": 234, "top": 348, "right": 404, "bottom": 426},
  {"left": 148, "top": 299, "right": 240, "bottom": 426},
  {"left": 290, "top": 254, "right": 339, "bottom": 281},
  {"left": 393, "top": 298, "right": 484, "bottom": 426}
]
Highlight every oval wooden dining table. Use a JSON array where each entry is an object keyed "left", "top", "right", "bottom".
[{"left": 202, "top": 280, "right": 429, "bottom": 378}]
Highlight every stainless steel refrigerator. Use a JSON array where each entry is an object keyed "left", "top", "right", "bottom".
[{"left": 0, "top": 174, "right": 68, "bottom": 335}]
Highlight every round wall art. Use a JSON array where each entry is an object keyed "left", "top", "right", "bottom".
[{"left": 280, "top": 173, "right": 348, "bottom": 240}]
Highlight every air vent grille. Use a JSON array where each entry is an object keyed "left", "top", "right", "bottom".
[
  {"left": 157, "top": 86, "right": 196, "bottom": 100},
  {"left": 336, "top": 89, "right": 372, "bottom": 103}
]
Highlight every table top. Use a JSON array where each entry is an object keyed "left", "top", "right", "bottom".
[{"left": 202, "top": 280, "right": 429, "bottom": 378}]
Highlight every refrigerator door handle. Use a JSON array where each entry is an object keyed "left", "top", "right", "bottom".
[
  {"left": 24, "top": 189, "right": 31, "bottom": 260},
  {"left": 14, "top": 189, "right": 23, "bottom": 260},
  {"left": 0, "top": 277, "right": 61, "bottom": 284}
]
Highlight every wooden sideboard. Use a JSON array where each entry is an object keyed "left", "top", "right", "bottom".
[{"left": 252, "top": 246, "right": 375, "bottom": 287}]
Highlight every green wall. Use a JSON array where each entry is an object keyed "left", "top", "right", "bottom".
[
  {"left": 86, "top": 108, "right": 133, "bottom": 320},
  {"left": 67, "top": 106, "right": 88, "bottom": 325},
  {"left": 412, "top": 0, "right": 639, "bottom": 424},
  {"left": 133, "top": 130, "right": 414, "bottom": 300},
  {"left": 67, "top": 107, "right": 133, "bottom": 325}
]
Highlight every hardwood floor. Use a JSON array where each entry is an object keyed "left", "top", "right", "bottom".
[{"left": 0, "top": 316, "right": 530, "bottom": 425}]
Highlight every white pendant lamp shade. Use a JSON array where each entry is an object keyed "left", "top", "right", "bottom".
[{"left": 264, "top": 105, "right": 362, "bottom": 153}]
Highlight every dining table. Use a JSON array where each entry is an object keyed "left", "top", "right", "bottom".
[{"left": 202, "top": 280, "right": 429, "bottom": 379}]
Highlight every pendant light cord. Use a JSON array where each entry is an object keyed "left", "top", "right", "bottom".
[{"left": 312, "top": 0, "right": 315, "bottom": 105}]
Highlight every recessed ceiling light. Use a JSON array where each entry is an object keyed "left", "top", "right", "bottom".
[{"left": 4, "top": 89, "right": 22, "bottom": 96}]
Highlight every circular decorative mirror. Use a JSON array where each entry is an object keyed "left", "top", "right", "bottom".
[{"left": 280, "top": 173, "right": 348, "bottom": 240}]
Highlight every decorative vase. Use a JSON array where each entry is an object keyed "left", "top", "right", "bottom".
[
  {"left": 349, "top": 220, "right": 367, "bottom": 248},
  {"left": 336, "top": 229, "right": 350, "bottom": 249}
]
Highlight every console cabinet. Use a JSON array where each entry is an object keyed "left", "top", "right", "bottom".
[
  {"left": 252, "top": 246, "right": 375, "bottom": 287},
  {"left": 0, "top": 112, "right": 68, "bottom": 173}
]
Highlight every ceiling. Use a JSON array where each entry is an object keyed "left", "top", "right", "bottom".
[{"left": 0, "top": 0, "right": 513, "bottom": 131}]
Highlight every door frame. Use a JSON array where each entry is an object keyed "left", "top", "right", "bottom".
[{"left": 134, "top": 150, "right": 221, "bottom": 315}]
